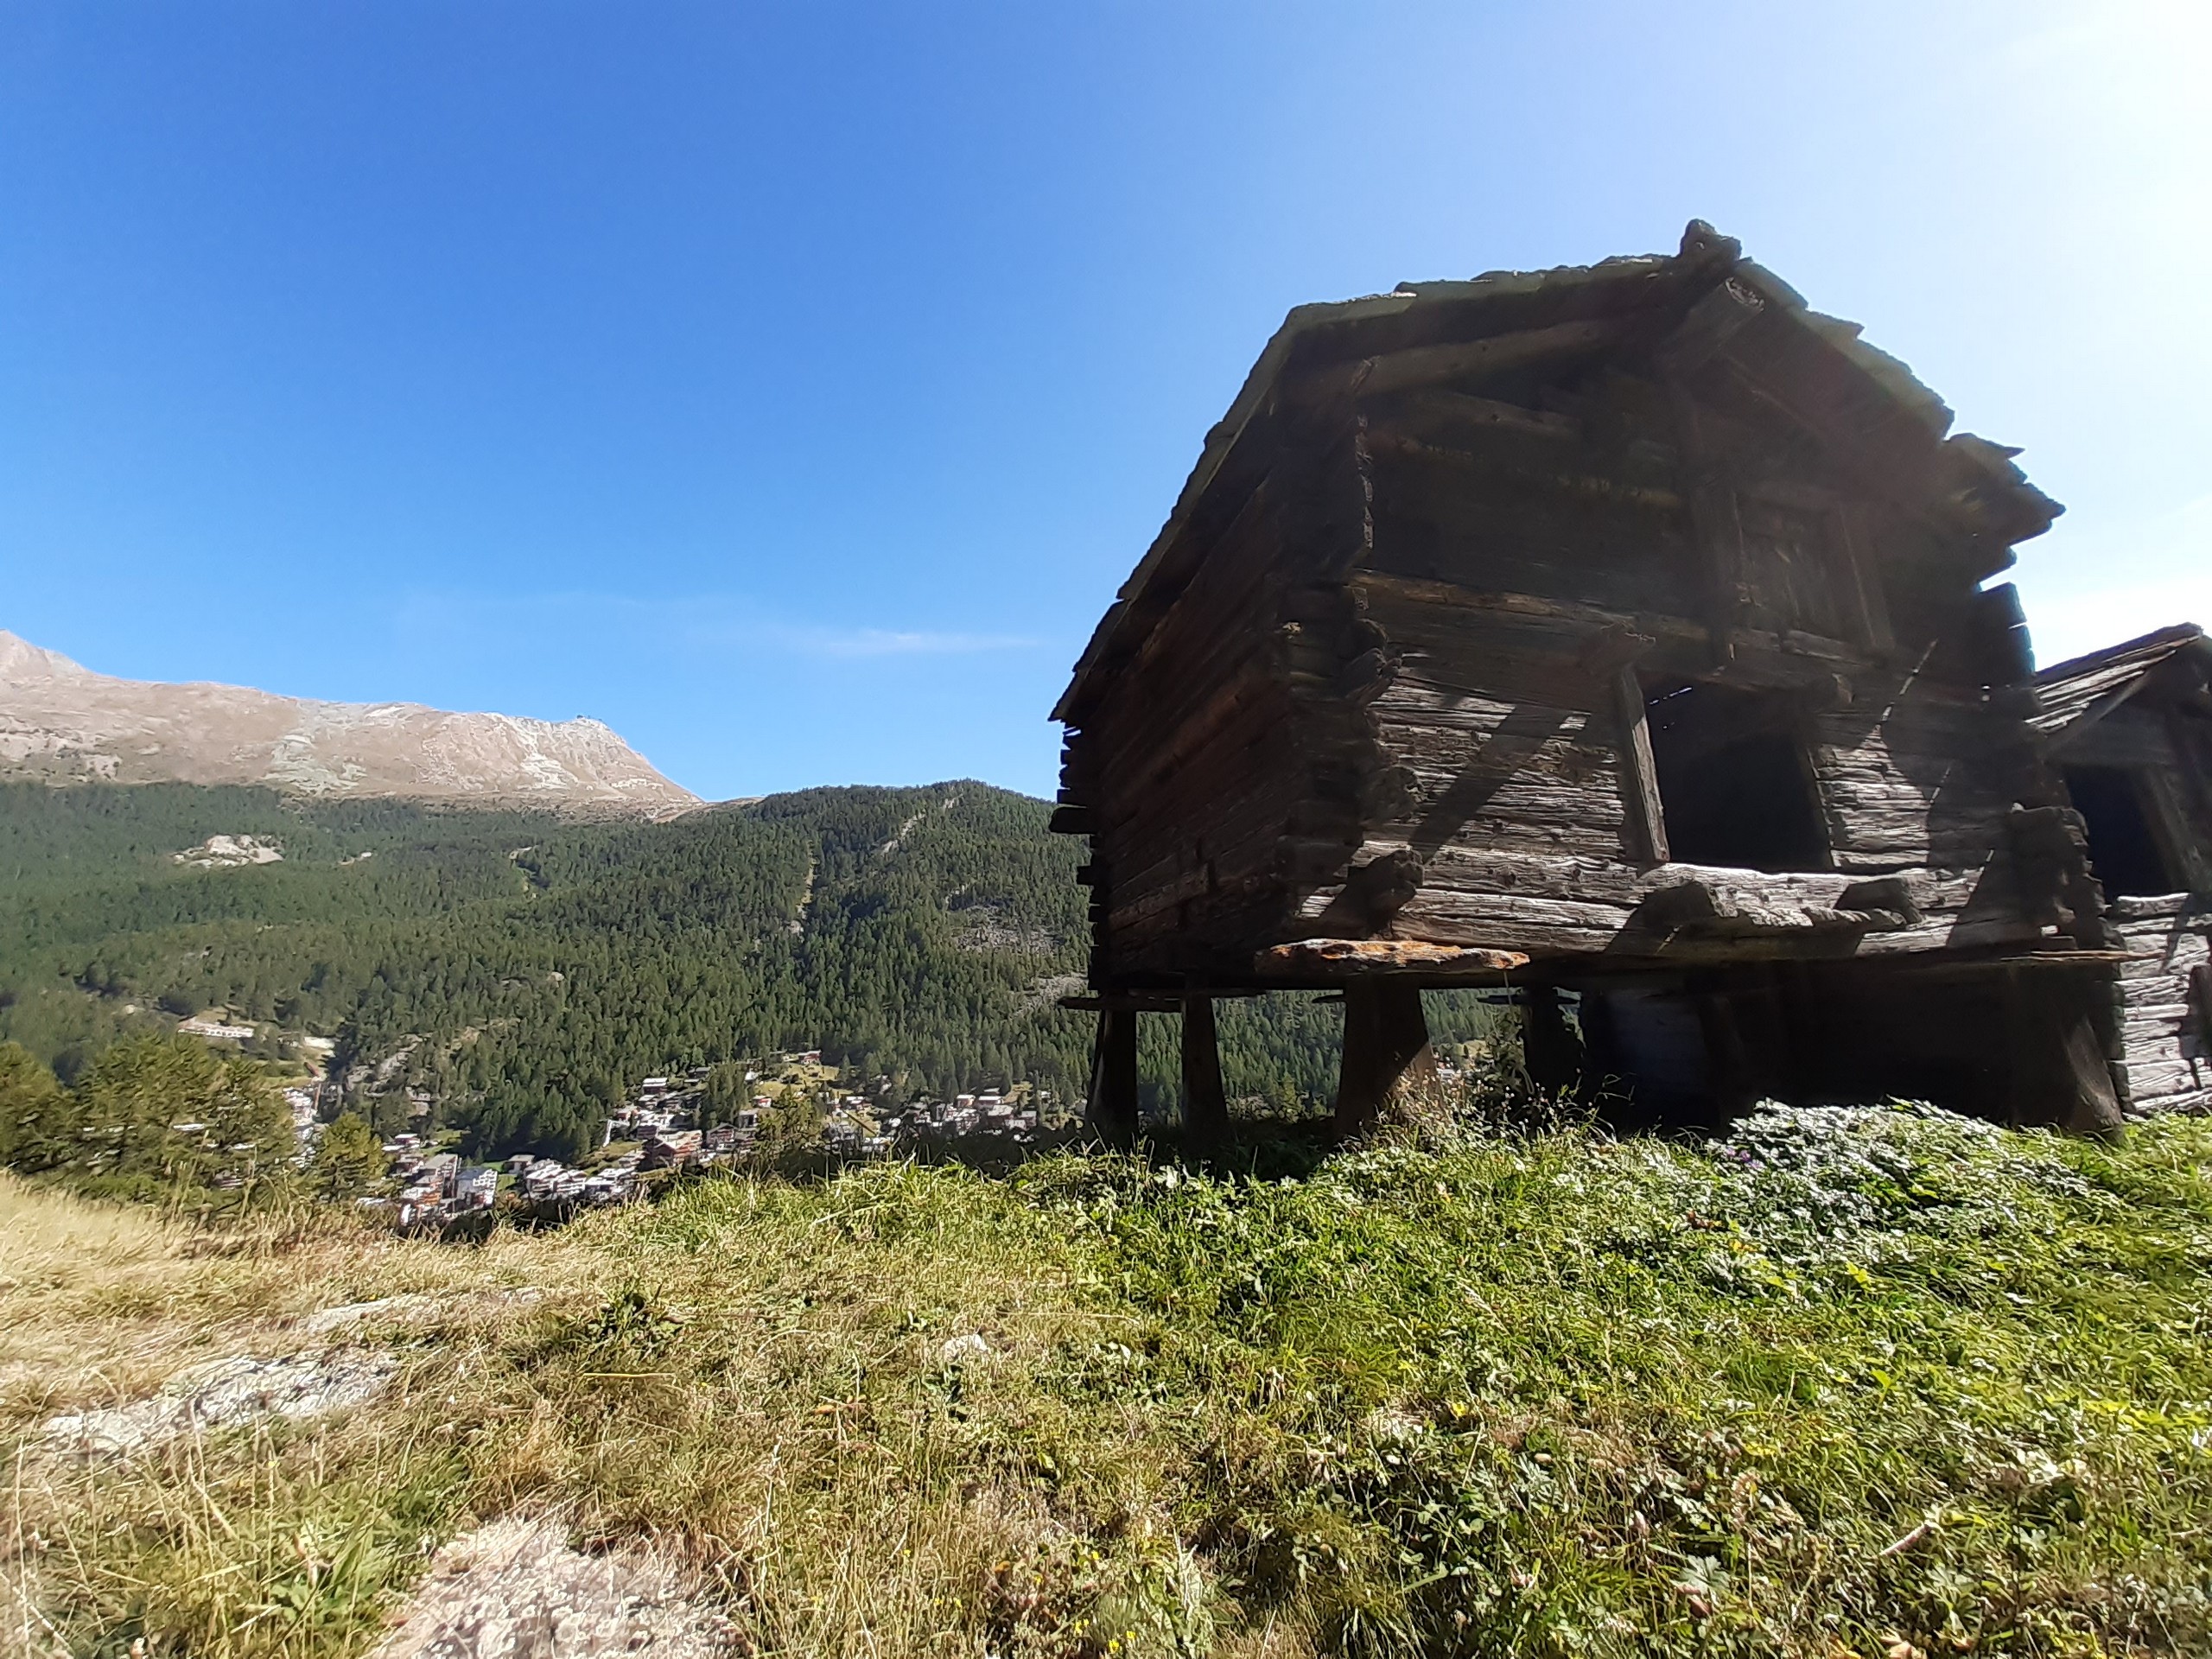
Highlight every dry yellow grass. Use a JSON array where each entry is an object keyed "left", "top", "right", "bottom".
[
  {"left": 0, "top": 1168, "right": 1179, "bottom": 1657},
  {"left": 0, "top": 1181, "right": 558, "bottom": 1424}
]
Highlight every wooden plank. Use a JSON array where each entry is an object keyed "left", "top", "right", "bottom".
[
  {"left": 2120, "top": 953, "right": 2209, "bottom": 982},
  {"left": 1374, "top": 760, "right": 1629, "bottom": 858},
  {"left": 1255, "top": 938, "right": 1530, "bottom": 976},
  {"left": 1351, "top": 569, "right": 1707, "bottom": 647},
  {"left": 1349, "top": 318, "right": 1627, "bottom": 401},
  {"left": 1613, "top": 665, "right": 1669, "bottom": 864},
  {"left": 1379, "top": 888, "right": 1633, "bottom": 954},
  {"left": 2117, "top": 1058, "right": 2200, "bottom": 1098},
  {"left": 2130, "top": 1088, "right": 2212, "bottom": 1116},
  {"left": 2121, "top": 1018, "right": 2191, "bottom": 1055},
  {"left": 2118, "top": 996, "right": 2195, "bottom": 1025},
  {"left": 1385, "top": 839, "right": 1991, "bottom": 917},
  {"left": 1371, "top": 429, "right": 1687, "bottom": 513},
  {"left": 1382, "top": 877, "right": 2052, "bottom": 962},
  {"left": 1364, "top": 387, "right": 1583, "bottom": 445},
  {"left": 1651, "top": 274, "right": 1766, "bottom": 378}
]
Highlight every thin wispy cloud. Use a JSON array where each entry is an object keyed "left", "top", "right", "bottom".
[
  {"left": 779, "top": 626, "right": 1034, "bottom": 659},
  {"left": 390, "top": 589, "right": 1038, "bottom": 661}
]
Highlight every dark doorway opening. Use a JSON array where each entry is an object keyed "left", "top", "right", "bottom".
[
  {"left": 1645, "top": 681, "right": 1829, "bottom": 872},
  {"left": 2064, "top": 766, "right": 2177, "bottom": 898}
]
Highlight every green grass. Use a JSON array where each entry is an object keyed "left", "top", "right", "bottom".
[{"left": 6, "top": 1103, "right": 2210, "bottom": 1656}]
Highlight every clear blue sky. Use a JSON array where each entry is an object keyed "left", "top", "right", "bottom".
[{"left": 3, "top": 2, "right": 2206, "bottom": 802}]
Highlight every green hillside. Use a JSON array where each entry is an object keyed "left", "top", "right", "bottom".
[{"left": 0, "top": 782, "right": 1432, "bottom": 1160}]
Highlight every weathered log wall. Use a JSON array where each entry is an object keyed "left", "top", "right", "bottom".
[
  {"left": 2027, "top": 650, "right": 2212, "bottom": 1115},
  {"left": 1275, "top": 363, "right": 2046, "bottom": 966},
  {"left": 2111, "top": 897, "right": 2210, "bottom": 1116},
  {"left": 1064, "top": 413, "right": 1386, "bottom": 982}
]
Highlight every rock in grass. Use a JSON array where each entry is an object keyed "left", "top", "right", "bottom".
[
  {"left": 42, "top": 1346, "right": 397, "bottom": 1455},
  {"left": 372, "top": 1516, "right": 732, "bottom": 1658}
]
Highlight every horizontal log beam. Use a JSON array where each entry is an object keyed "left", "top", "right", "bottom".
[{"left": 1255, "top": 938, "right": 1531, "bottom": 978}]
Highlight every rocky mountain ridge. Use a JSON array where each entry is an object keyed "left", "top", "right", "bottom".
[{"left": 0, "top": 630, "right": 701, "bottom": 817}]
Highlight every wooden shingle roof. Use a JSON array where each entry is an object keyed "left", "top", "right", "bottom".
[
  {"left": 2030, "top": 624, "right": 2211, "bottom": 741},
  {"left": 1053, "top": 220, "right": 2061, "bottom": 724}
]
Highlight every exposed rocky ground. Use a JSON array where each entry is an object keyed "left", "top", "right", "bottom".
[
  {"left": 174, "top": 832, "right": 286, "bottom": 867},
  {"left": 41, "top": 1345, "right": 399, "bottom": 1456},
  {"left": 372, "top": 1519, "right": 734, "bottom": 1659},
  {"left": 0, "top": 630, "right": 700, "bottom": 817}
]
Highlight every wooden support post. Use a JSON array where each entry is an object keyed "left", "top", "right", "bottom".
[
  {"left": 1088, "top": 1007, "right": 1140, "bottom": 1148},
  {"left": 1612, "top": 666, "right": 1669, "bottom": 865},
  {"left": 2000, "top": 966, "right": 2031, "bottom": 1128},
  {"left": 2055, "top": 1010, "right": 2126, "bottom": 1138},
  {"left": 2008, "top": 970, "right": 2126, "bottom": 1136},
  {"left": 1692, "top": 982, "right": 1756, "bottom": 1120},
  {"left": 1180, "top": 991, "right": 1230, "bottom": 1147},
  {"left": 1520, "top": 984, "right": 1585, "bottom": 1100},
  {"left": 1334, "top": 981, "right": 1438, "bottom": 1139}
]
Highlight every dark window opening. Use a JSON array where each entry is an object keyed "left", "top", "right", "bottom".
[
  {"left": 1645, "top": 680, "right": 1830, "bottom": 872},
  {"left": 2064, "top": 766, "right": 2178, "bottom": 898}
]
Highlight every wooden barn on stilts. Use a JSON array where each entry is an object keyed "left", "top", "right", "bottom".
[{"left": 1052, "top": 222, "right": 2212, "bottom": 1141}]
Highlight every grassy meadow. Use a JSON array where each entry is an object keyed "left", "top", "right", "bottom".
[{"left": 3, "top": 1103, "right": 2209, "bottom": 1657}]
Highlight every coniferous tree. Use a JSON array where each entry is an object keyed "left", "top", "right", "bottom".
[
  {"left": 67, "top": 1036, "right": 293, "bottom": 1194},
  {"left": 0, "top": 1041, "right": 67, "bottom": 1170},
  {"left": 308, "top": 1111, "right": 387, "bottom": 1199}
]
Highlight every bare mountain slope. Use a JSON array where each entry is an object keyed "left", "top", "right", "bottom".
[{"left": 0, "top": 631, "right": 702, "bottom": 817}]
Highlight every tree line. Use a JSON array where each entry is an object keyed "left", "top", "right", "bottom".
[{"left": 0, "top": 781, "right": 1502, "bottom": 1162}]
